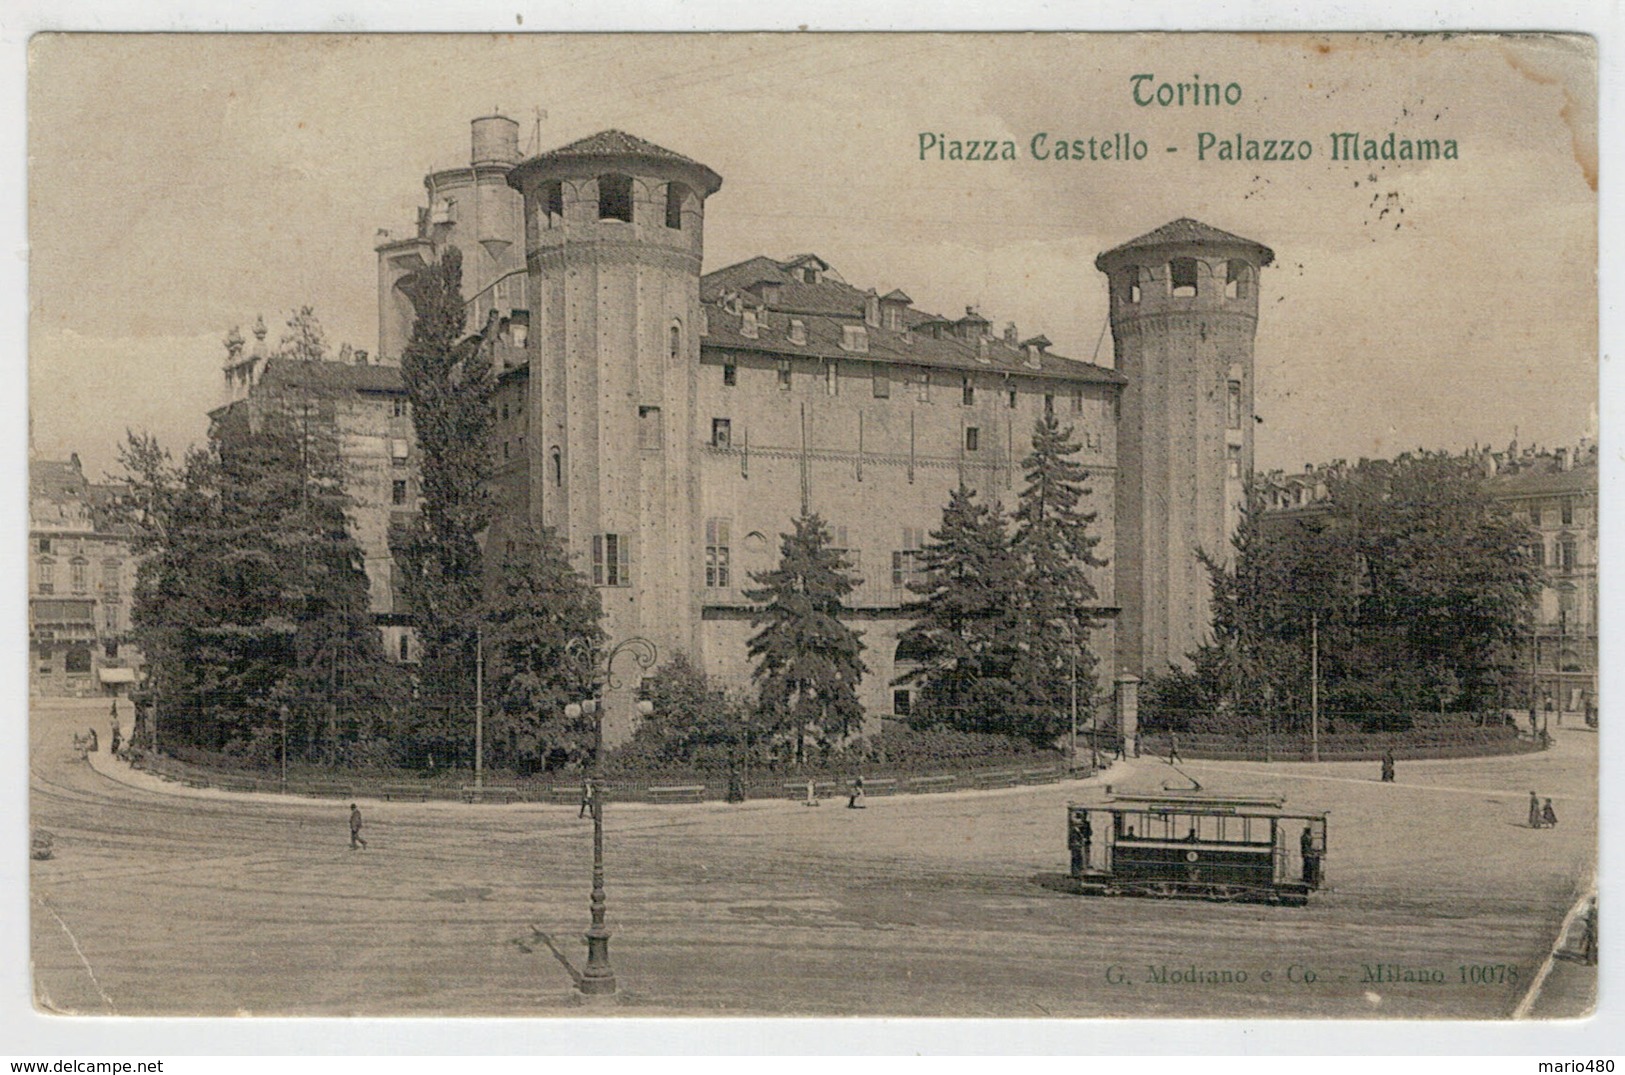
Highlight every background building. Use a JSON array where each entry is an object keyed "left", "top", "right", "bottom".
[{"left": 29, "top": 453, "right": 142, "bottom": 696}]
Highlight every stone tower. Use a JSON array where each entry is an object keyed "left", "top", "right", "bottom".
[
  {"left": 1096, "top": 219, "right": 1273, "bottom": 676},
  {"left": 506, "top": 131, "right": 722, "bottom": 740},
  {"left": 376, "top": 114, "right": 527, "bottom": 362}
]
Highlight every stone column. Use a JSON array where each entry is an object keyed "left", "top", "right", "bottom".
[{"left": 1115, "top": 673, "right": 1141, "bottom": 757}]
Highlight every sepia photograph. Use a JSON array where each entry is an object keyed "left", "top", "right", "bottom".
[{"left": 21, "top": 30, "right": 1601, "bottom": 1037}]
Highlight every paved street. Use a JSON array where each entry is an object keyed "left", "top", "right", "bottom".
[{"left": 31, "top": 697, "right": 1596, "bottom": 1018}]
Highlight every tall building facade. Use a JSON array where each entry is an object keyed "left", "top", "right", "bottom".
[
  {"left": 376, "top": 117, "right": 1266, "bottom": 738},
  {"left": 1096, "top": 220, "right": 1273, "bottom": 677},
  {"left": 29, "top": 454, "right": 142, "bottom": 696}
]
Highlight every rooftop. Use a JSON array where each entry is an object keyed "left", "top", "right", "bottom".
[{"left": 1096, "top": 217, "right": 1275, "bottom": 268}]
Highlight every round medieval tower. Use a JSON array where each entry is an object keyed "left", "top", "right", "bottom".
[
  {"left": 506, "top": 131, "right": 723, "bottom": 742},
  {"left": 1096, "top": 219, "right": 1274, "bottom": 677}
]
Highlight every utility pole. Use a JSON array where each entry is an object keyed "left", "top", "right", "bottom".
[
  {"left": 474, "top": 626, "right": 484, "bottom": 792},
  {"left": 1309, "top": 612, "right": 1320, "bottom": 763}
]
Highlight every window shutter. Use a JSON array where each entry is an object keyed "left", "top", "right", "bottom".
[
  {"left": 592, "top": 535, "right": 605, "bottom": 586},
  {"left": 616, "top": 535, "right": 630, "bottom": 585}
]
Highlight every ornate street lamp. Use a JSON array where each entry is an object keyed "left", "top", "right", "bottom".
[{"left": 563, "top": 635, "right": 658, "bottom": 997}]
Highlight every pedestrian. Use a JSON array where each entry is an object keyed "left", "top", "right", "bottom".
[
  {"left": 1529, "top": 791, "right": 1543, "bottom": 829},
  {"left": 1067, "top": 813, "right": 1086, "bottom": 878},
  {"left": 349, "top": 803, "right": 367, "bottom": 850},
  {"left": 1542, "top": 798, "right": 1558, "bottom": 828},
  {"left": 725, "top": 763, "right": 745, "bottom": 804},
  {"left": 1113, "top": 735, "right": 1125, "bottom": 762},
  {"left": 846, "top": 775, "right": 866, "bottom": 809},
  {"left": 578, "top": 776, "right": 594, "bottom": 819},
  {"left": 110, "top": 712, "right": 122, "bottom": 757},
  {"left": 1168, "top": 732, "right": 1182, "bottom": 765},
  {"left": 1132, "top": 732, "right": 1141, "bottom": 758},
  {"left": 86, "top": 727, "right": 98, "bottom": 752},
  {"left": 1380, "top": 748, "right": 1395, "bottom": 783},
  {"left": 1300, "top": 826, "right": 1320, "bottom": 886},
  {"left": 803, "top": 778, "right": 819, "bottom": 807}
]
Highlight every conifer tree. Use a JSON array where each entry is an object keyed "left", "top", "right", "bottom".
[
  {"left": 481, "top": 528, "right": 604, "bottom": 772},
  {"left": 1008, "top": 413, "right": 1108, "bottom": 744},
  {"left": 745, "top": 513, "right": 867, "bottom": 765},
  {"left": 895, "top": 485, "right": 1024, "bottom": 733},
  {"left": 391, "top": 246, "right": 497, "bottom": 760}
]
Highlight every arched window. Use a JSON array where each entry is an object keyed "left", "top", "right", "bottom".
[
  {"left": 550, "top": 446, "right": 563, "bottom": 486},
  {"left": 665, "top": 182, "right": 689, "bottom": 230},
  {"left": 598, "top": 174, "right": 633, "bottom": 223},
  {"left": 1226, "top": 260, "right": 1250, "bottom": 300},
  {"left": 669, "top": 322, "right": 682, "bottom": 362},
  {"left": 542, "top": 181, "right": 564, "bottom": 227},
  {"left": 1169, "top": 258, "right": 1199, "bottom": 297}
]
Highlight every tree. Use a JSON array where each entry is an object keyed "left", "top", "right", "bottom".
[
  {"left": 625, "top": 654, "right": 758, "bottom": 769},
  {"left": 1007, "top": 413, "right": 1108, "bottom": 745},
  {"left": 276, "top": 306, "right": 329, "bottom": 362},
  {"left": 481, "top": 528, "right": 604, "bottom": 772},
  {"left": 745, "top": 513, "right": 867, "bottom": 765},
  {"left": 1174, "top": 451, "right": 1543, "bottom": 730},
  {"left": 115, "top": 405, "right": 404, "bottom": 762},
  {"left": 390, "top": 247, "right": 498, "bottom": 759},
  {"left": 895, "top": 485, "right": 1024, "bottom": 735}
]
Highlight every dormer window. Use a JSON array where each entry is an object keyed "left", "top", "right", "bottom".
[
  {"left": 789, "top": 318, "right": 807, "bottom": 345},
  {"left": 802, "top": 267, "right": 818, "bottom": 284},
  {"left": 598, "top": 174, "right": 633, "bottom": 223},
  {"left": 840, "top": 325, "right": 868, "bottom": 352},
  {"left": 741, "top": 309, "right": 759, "bottom": 339}
]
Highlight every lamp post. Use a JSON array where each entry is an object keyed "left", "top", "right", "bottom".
[
  {"left": 279, "top": 704, "right": 290, "bottom": 791},
  {"left": 563, "top": 635, "right": 658, "bottom": 998}
]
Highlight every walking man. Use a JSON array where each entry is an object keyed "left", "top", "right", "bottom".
[
  {"left": 1300, "top": 826, "right": 1320, "bottom": 886},
  {"left": 578, "top": 776, "right": 595, "bottom": 819},
  {"left": 349, "top": 803, "right": 367, "bottom": 850},
  {"left": 1067, "top": 813, "right": 1086, "bottom": 878},
  {"left": 846, "top": 775, "right": 866, "bottom": 809},
  {"left": 1168, "top": 732, "right": 1182, "bottom": 765},
  {"left": 1529, "top": 791, "right": 1543, "bottom": 829},
  {"left": 1380, "top": 748, "right": 1396, "bottom": 783}
]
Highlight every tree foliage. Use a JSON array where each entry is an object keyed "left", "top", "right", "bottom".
[
  {"left": 620, "top": 654, "right": 758, "bottom": 770},
  {"left": 745, "top": 513, "right": 867, "bottom": 765},
  {"left": 1007, "top": 413, "right": 1107, "bottom": 744},
  {"left": 481, "top": 528, "right": 604, "bottom": 772},
  {"left": 116, "top": 402, "right": 404, "bottom": 762},
  {"left": 390, "top": 247, "right": 497, "bottom": 756},
  {"left": 1147, "top": 452, "right": 1542, "bottom": 733},
  {"left": 276, "top": 306, "right": 329, "bottom": 362},
  {"left": 894, "top": 485, "right": 1025, "bottom": 735}
]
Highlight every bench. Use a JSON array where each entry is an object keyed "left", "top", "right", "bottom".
[
  {"left": 546, "top": 785, "right": 586, "bottom": 805},
  {"left": 647, "top": 784, "right": 708, "bottom": 804},
  {"left": 295, "top": 783, "right": 355, "bottom": 799},
  {"left": 782, "top": 781, "right": 838, "bottom": 802},
  {"left": 907, "top": 775, "right": 958, "bottom": 793},
  {"left": 383, "top": 784, "right": 430, "bottom": 802},
  {"left": 858, "top": 778, "right": 897, "bottom": 797},
  {"left": 972, "top": 769, "right": 1022, "bottom": 789},
  {"left": 1022, "top": 767, "right": 1062, "bottom": 785},
  {"left": 461, "top": 785, "right": 520, "bottom": 804},
  {"left": 213, "top": 776, "right": 264, "bottom": 794}
]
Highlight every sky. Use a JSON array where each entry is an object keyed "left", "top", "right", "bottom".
[{"left": 27, "top": 33, "right": 1598, "bottom": 481}]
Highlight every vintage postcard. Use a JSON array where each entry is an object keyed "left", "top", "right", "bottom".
[{"left": 24, "top": 32, "right": 1599, "bottom": 1035}]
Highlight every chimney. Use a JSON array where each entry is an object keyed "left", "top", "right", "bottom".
[
  {"left": 1004, "top": 322, "right": 1018, "bottom": 345},
  {"left": 354, "top": 350, "right": 370, "bottom": 366},
  {"left": 1559, "top": 446, "right": 1573, "bottom": 471},
  {"left": 864, "top": 290, "right": 880, "bottom": 328}
]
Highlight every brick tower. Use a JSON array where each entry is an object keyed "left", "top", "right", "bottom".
[
  {"left": 506, "top": 131, "right": 723, "bottom": 742},
  {"left": 1096, "top": 219, "right": 1273, "bottom": 676}
]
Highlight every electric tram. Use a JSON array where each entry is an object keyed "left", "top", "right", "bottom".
[{"left": 1064, "top": 790, "right": 1328, "bottom": 905}]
